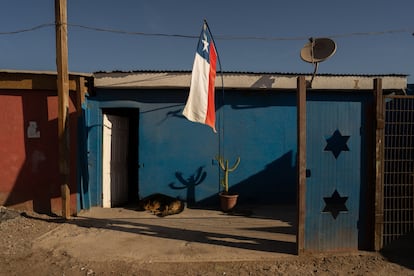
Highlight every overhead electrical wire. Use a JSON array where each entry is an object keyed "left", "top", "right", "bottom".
[
  {"left": 0, "top": 23, "right": 54, "bottom": 35},
  {"left": 67, "top": 23, "right": 198, "bottom": 39},
  {"left": 0, "top": 22, "right": 412, "bottom": 41}
]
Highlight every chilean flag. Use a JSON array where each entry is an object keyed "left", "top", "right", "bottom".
[{"left": 183, "top": 22, "right": 217, "bottom": 132}]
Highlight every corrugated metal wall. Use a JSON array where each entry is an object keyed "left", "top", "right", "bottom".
[
  {"left": 85, "top": 89, "right": 297, "bottom": 207},
  {"left": 305, "top": 92, "right": 370, "bottom": 251}
]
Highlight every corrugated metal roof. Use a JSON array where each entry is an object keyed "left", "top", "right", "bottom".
[
  {"left": 93, "top": 70, "right": 407, "bottom": 91},
  {"left": 94, "top": 69, "right": 408, "bottom": 78},
  {"left": 0, "top": 69, "right": 407, "bottom": 91}
]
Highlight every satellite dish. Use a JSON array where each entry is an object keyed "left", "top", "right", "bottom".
[
  {"left": 300, "top": 38, "right": 336, "bottom": 63},
  {"left": 300, "top": 37, "right": 337, "bottom": 87}
]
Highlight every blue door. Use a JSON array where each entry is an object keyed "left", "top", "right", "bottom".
[{"left": 305, "top": 96, "right": 363, "bottom": 251}]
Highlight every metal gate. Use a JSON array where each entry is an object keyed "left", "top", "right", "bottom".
[{"left": 383, "top": 95, "right": 414, "bottom": 246}]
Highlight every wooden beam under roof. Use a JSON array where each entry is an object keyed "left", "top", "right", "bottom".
[{"left": 0, "top": 71, "right": 90, "bottom": 92}]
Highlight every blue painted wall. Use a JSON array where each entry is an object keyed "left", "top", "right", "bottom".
[{"left": 84, "top": 89, "right": 297, "bottom": 207}]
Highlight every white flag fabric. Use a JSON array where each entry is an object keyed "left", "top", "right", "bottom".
[{"left": 183, "top": 22, "right": 217, "bottom": 132}]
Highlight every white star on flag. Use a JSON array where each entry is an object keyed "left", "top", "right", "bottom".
[{"left": 202, "top": 33, "right": 209, "bottom": 52}]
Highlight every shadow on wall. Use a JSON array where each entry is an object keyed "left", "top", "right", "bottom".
[
  {"left": 195, "top": 151, "right": 297, "bottom": 207},
  {"left": 2, "top": 90, "right": 78, "bottom": 215},
  {"left": 77, "top": 107, "right": 90, "bottom": 210},
  {"left": 169, "top": 166, "right": 207, "bottom": 208}
]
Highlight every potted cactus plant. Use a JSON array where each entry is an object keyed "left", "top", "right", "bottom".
[{"left": 217, "top": 156, "right": 240, "bottom": 212}]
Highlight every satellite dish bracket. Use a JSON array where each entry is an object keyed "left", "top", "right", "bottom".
[{"left": 309, "top": 62, "right": 319, "bottom": 88}]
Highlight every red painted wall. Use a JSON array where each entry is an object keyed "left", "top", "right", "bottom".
[{"left": 0, "top": 89, "right": 77, "bottom": 215}]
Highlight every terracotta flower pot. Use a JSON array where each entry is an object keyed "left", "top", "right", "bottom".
[{"left": 219, "top": 192, "right": 239, "bottom": 212}]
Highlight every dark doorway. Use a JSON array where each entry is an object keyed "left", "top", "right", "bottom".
[{"left": 102, "top": 108, "right": 139, "bottom": 206}]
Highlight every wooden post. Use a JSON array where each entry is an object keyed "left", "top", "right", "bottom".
[
  {"left": 55, "top": 0, "right": 70, "bottom": 219},
  {"left": 296, "top": 76, "right": 307, "bottom": 254},
  {"left": 75, "top": 76, "right": 86, "bottom": 115},
  {"left": 374, "top": 78, "right": 384, "bottom": 250}
]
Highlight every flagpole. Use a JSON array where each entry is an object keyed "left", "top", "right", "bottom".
[{"left": 204, "top": 19, "right": 225, "bottom": 166}]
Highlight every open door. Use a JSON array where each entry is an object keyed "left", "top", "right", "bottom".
[{"left": 102, "top": 114, "right": 129, "bottom": 207}]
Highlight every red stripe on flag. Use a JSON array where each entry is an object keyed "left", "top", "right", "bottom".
[{"left": 205, "top": 42, "right": 217, "bottom": 132}]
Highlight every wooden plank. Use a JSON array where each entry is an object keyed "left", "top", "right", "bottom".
[
  {"left": 75, "top": 76, "right": 86, "bottom": 116},
  {"left": 55, "top": 0, "right": 70, "bottom": 219},
  {"left": 364, "top": 85, "right": 375, "bottom": 251},
  {"left": 0, "top": 72, "right": 87, "bottom": 91},
  {"left": 374, "top": 78, "right": 384, "bottom": 251},
  {"left": 296, "top": 76, "right": 306, "bottom": 254},
  {"left": 71, "top": 76, "right": 86, "bottom": 216}
]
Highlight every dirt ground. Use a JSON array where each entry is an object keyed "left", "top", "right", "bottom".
[{"left": 0, "top": 205, "right": 413, "bottom": 276}]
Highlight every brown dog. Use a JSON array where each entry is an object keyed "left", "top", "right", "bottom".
[{"left": 137, "top": 193, "right": 185, "bottom": 217}]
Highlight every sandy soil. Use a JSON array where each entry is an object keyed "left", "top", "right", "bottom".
[{"left": 0, "top": 206, "right": 413, "bottom": 276}]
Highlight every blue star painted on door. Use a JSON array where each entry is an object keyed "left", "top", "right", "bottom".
[{"left": 324, "top": 129, "right": 350, "bottom": 159}]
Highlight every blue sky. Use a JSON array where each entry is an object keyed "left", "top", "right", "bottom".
[{"left": 1, "top": 0, "right": 413, "bottom": 82}]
